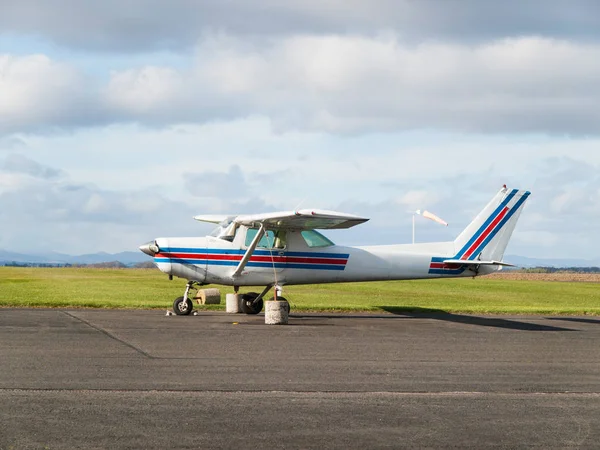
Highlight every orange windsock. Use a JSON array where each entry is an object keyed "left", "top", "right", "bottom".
[{"left": 418, "top": 210, "right": 448, "bottom": 226}]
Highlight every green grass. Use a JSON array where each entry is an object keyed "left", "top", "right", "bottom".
[{"left": 1, "top": 267, "right": 599, "bottom": 315}]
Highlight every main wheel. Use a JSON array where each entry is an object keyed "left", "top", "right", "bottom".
[
  {"left": 173, "top": 296, "right": 193, "bottom": 316},
  {"left": 269, "top": 296, "right": 290, "bottom": 314},
  {"left": 240, "top": 292, "right": 263, "bottom": 315}
]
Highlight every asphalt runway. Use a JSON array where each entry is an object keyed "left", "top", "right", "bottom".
[{"left": 1, "top": 309, "right": 599, "bottom": 449}]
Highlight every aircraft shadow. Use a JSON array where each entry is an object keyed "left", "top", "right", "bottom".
[
  {"left": 547, "top": 317, "right": 600, "bottom": 325},
  {"left": 378, "top": 307, "right": 574, "bottom": 332}
]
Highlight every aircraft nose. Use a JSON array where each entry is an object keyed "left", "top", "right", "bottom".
[{"left": 139, "top": 241, "right": 159, "bottom": 256}]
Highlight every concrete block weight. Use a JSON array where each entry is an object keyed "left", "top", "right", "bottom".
[
  {"left": 195, "top": 288, "right": 221, "bottom": 305},
  {"left": 226, "top": 293, "right": 241, "bottom": 313},
  {"left": 265, "top": 300, "right": 289, "bottom": 325}
]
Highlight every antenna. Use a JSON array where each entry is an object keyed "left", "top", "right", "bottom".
[{"left": 293, "top": 197, "right": 308, "bottom": 212}]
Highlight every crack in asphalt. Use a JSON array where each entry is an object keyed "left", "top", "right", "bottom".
[{"left": 61, "top": 311, "right": 154, "bottom": 359}]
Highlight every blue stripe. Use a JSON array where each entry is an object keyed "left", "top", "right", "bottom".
[
  {"left": 161, "top": 247, "right": 349, "bottom": 259},
  {"left": 155, "top": 258, "right": 238, "bottom": 266},
  {"left": 163, "top": 248, "right": 243, "bottom": 254},
  {"left": 455, "top": 189, "right": 518, "bottom": 259},
  {"left": 248, "top": 262, "right": 346, "bottom": 271},
  {"left": 154, "top": 258, "right": 345, "bottom": 271},
  {"left": 279, "top": 251, "right": 349, "bottom": 259},
  {"left": 428, "top": 268, "right": 467, "bottom": 275}
]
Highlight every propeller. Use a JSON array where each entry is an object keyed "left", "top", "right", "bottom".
[{"left": 139, "top": 241, "right": 160, "bottom": 256}]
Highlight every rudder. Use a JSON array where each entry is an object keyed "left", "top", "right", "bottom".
[{"left": 453, "top": 187, "right": 530, "bottom": 262}]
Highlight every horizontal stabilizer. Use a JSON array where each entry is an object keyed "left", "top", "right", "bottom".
[{"left": 443, "top": 259, "right": 515, "bottom": 267}]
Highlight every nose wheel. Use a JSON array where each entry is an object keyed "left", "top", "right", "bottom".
[{"left": 173, "top": 296, "right": 193, "bottom": 315}]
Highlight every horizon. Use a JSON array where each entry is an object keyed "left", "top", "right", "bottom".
[{"left": 1, "top": 247, "right": 598, "bottom": 267}]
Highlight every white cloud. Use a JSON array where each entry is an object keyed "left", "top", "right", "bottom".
[
  {"left": 105, "top": 66, "right": 184, "bottom": 115},
  {"left": 1, "top": 153, "right": 64, "bottom": 179},
  {"left": 395, "top": 190, "right": 441, "bottom": 210},
  {"left": 185, "top": 35, "right": 600, "bottom": 135},
  {"left": 83, "top": 193, "right": 109, "bottom": 214},
  {"left": 0, "top": 54, "right": 98, "bottom": 134},
  {"left": 4, "top": 35, "right": 600, "bottom": 136},
  {"left": 1, "top": 0, "right": 599, "bottom": 51},
  {"left": 514, "top": 230, "right": 559, "bottom": 248},
  {"left": 550, "top": 192, "right": 571, "bottom": 214},
  {"left": 184, "top": 165, "right": 250, "bottom": 199},
  {"left": 1, "top": 146, "right": 599, "bottom": 259}
]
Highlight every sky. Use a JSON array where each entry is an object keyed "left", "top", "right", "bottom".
[{"left": 1, "top": 0, "right": 599, "bottom": 259}]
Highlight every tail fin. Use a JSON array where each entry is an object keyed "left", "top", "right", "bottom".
[{"left": 453, "top": 187, "right": 530, "bottom": 262}]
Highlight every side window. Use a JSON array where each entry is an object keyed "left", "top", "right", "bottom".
[
  {"left": 301, "top": 230, "right": 334, "bottom": 248},
  {"left": 245, "top": 228, "right": 287, "bottom": 249}
]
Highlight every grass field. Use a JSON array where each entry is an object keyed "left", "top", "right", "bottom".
[{"left": 1, "top": 267, "right": 599, "bottom": 315}]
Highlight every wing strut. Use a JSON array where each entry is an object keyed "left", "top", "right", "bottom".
[{"left": 232, "top": 224, "right": 265, "bottom": 278}]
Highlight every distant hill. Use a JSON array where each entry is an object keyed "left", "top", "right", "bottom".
[
  {"left": 505, "top": 255, "right": 600, "bottom": 268},
  {"left": 76, "top": 261, "right": 128, "bottom": 269},
  {"left": 0, "top": 249, "right": 152, "bottom": 266}
]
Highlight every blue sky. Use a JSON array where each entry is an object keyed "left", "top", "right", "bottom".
[{"left": 1, "top": 0, "right": 599, "bottom": 259}]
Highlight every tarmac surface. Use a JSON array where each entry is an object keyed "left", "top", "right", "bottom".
[{"left": 1, "top": 308, "right": 600, "bottom": 449}]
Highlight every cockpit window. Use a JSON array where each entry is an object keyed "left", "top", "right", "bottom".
[
  {"left": 301, "top": 230, "right": 334, "bottom": 248},
  {"left": 245, "top": 228, "right": 287, "bottom": 249}
]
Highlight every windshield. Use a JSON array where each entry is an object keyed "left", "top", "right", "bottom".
[
  {"left": 210, "top": 222, "right": 238, "bottom": 242},
  {"left": 301, "top": 230, "right": 335, "bottom": 248},
  {"left": 209, "top": 226, "right": 224, "bottom": 237}
]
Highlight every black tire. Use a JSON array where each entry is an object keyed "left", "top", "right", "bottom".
[
  {"left": 269, "top": 296, "right": 290, "bottom": 314},
  {"left": 173, "top": 296, "right": 193, "bottom": 316},
  {"left": 240, "top": 292, "right": 263, "bottom": 315}
]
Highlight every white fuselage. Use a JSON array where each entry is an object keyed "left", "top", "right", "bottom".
[{"left": 152, "top": 227, "right": 495, "bottom": 287}]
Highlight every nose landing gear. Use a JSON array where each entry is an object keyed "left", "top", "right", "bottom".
[{"left": 173, "top": 280, "right": 204, "bottom": 316}]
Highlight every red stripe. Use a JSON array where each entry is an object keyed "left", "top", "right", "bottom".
[
  {"left": 462, "top": 207, "right": 509, "bottom": 259},
  {"left": 430, "top": 262, "right": 462, "bottom": 270},
  {"left": 162, "top": 253, "right": 242, "bottom": 261},
  {"left": 158, "top": 252, "right": 347, "bottom": 266},
  {"left": 254, "top": 256, "right": 347, "bottom": 265}
]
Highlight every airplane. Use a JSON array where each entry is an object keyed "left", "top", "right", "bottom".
[{"left": 139, "top": 186, "right": 530, "bottom": 316}]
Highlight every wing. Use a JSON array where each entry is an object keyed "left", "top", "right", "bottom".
[
  {"left": 234, "top": 209, "right": 369, "bottom": 230},
  {"left": 193, "top": 214, "right": 237, "bottom": 225}
]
